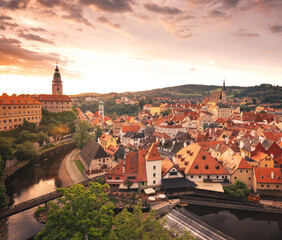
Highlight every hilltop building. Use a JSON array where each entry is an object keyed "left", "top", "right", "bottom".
[
  {"left": 35, "top": 65, "right": 72, "bottom": 113},
  {"left": 0, "top": 93, "right": 42, "bottom": 131},
  {"left": 208, "top": 80, "right": 227, "bottom": 105}
]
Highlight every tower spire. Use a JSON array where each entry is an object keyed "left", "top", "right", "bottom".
[{"left": 223, "top": 78, "right": 226, "bottom": 91}]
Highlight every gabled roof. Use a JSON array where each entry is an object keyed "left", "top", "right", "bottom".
[
  {"left": 35, "top": 94, "right": 72, "bottom": 102},
  {"left": 146, "top": 143, "right": 162, "bottom": 161},
  {"left": 138, "top": 149, "right": 147, "bottom": 181},
  {"left": 121, "top": 125, "right": 140, "bottom": 133},
  {"left": 0, "top": 94, "right": 41, "bottom": 105},
  {"left": 238, "top": 158, "right": 253, "bottom": 170},
  {"left": 255, "top": 168, "right": 282, "bottom": 184},
  {"left": 80, "top": 139, "right": 108, "bottom": 167},
  {"left": 251, "top": 151, "right": 270, "bottom": 162},
  {"left": 263, "top": 132, "right": 279, "bottom": 142},
  {"left": 106, "top": 161, "right": 124, "bottom": 175},
  {"left": 100, "top": 134, "right": 114, "bottom": 142},
  {"left": 162, "top": 156, "right": 174, "bottom": 176}
]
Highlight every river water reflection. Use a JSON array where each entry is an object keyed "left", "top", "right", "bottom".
[
  {"left": 185, "top": 205, "right": 282, "bottom": 240},
  {"left": 5, "top": 147, "right": 73, "bottom": 240}
]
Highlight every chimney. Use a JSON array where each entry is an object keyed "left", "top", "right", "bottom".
[
  {"left": 251, "top": 144, "right": 255, "bottom": 152},
  {"left": 239, "top": 140, "right": 244, "bottom": 149},
  {"left": 271, "top": 171, "right": 274, "bottom": 180}
]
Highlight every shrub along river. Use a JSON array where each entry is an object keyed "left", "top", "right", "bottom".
[{"left": 4, "top": 142, "right": 282, "bottom": 240}]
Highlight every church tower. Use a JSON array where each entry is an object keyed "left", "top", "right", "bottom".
[
  {"left": 52, "top": 64, "right": 63, "bottom": 95},
  {"left": 99, "top": 99, "right": 104, "bottom": 120},
  {"left": 221, "top": 79, "right": 227, "bottom": 104}
]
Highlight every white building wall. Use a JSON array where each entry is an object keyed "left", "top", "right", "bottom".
[
  {"left": 186, "top": 174, "right": 230, "bottom": 182},
  {"left": 146, "top": 160, "right": 162, "bottom": 187}
]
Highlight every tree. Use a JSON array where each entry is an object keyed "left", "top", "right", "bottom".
[
  {"left": 14, "top": 141, "right": 38, "bottom": 161},
  {"left": 94, "top": 126, "right": 103, "bottom": 141},
  {"left": 111, "top": 202, "right": 194, "bottom": 240},
  {"left": 74, "top": 120, "right": 92, "bottom": 149},
  {"left": 0, "top": 137, "right": 13, "bottom": 160},
  {"left": 35, "top": 182, "right": 114, "bottom": 240},
  {"left": 124, "top": 177, "right": 133, "bottom": 190},
  {"left": 223, "top": 180, "right": 250, "bottom": 199}
]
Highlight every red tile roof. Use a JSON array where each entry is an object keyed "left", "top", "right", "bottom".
[
  {"left": 255, "top": 168, "right": 282, "bottom": 184},
  {"left": 146, "top": 143, "right": 162, "bottom": 161},
  {"left": 121, "top": 125, "right": 140, "bottom": 133},
  {"left": 0, "top": 93, "right": 41, "bottom": 105},
  {"left": 238, "top": 158, "right": 253, "bottom": 169},
  {"left": 138, "top": 149, "right": 147, "bottom": 181},
  {"left": 35, "top": 94, "right": 72, "bottom": 102}
]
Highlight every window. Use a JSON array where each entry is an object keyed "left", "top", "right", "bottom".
[
  {"left": 199, "top": 175, "right": 201, "bottom": 178},
  {"left": 249, "top": 177, "right": 251, "bottom": 180},
  {"left": 235, "top": 177, "right": 237, "bottom": 179},
  {"left": 216, "top": 176, "right": 219, "bottom": 179},
  {"left": 116, "top": 177, "right": 120, "bottom": 180},
  {"left": 191, "top": 175, "right": 193, "bottom": 178},
  {"left": 153, "top": 165, "right": 156, "bottom": 170},
  {"left": 169, "top": 172, "right": 177, "bottom": 176},
  {"left": 153, "top": 180, "right": 156, "bottom": 184},
  {"left": 277, "top": 185, "right": 279, "bottom": 188},
  {"left": 108, "top": 177, "right": 112, "bottom": 180},
  {"left": 246, "top": 170, "right": 248, "bottom": 173},
  {"left": 267, "top": 185, "right": 269, "bottom": 188},
  {"left": 153, "top": 173, "right": 156, "bottom": 177},
  {"left": 261, "top": 184, "right": 264, "bottom": 187}
]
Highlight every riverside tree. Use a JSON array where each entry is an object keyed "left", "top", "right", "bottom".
[
  {"left": 74, "top": 120, "right": 92, "bottom": 149},
  {"left": 35, "top": 182, "right": 194, "bottom": 240},
  {"left": 223, "top": 180, "right": 250, "bottom": 199},
  {"left": 35, "top": 182, "right": 115, "bottom": 240}
]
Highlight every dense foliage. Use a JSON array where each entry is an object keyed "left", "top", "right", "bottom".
[
  {"left": 223, "top": 180, "right": 250, "bottom": 199},
  {"left": 74, "top": 120, "right": 92, "bottom": 149},
  {"left": 235, "top": 84, "right": 282, "bottom": 104},
  {"left": 35, "top": 182, "right": 194, "bottom": 240},
  {"left": 80, "top": 99, "right": 139, "bottom": 118}
]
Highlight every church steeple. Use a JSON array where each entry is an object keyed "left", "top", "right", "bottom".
[
  {"left": 221, "top": 78, "right": 227, "bottom": 104},
  {"left": 223, "top": 78, "right": 226, "bottom": 91},
  {"left": 52, "top": 64, "right": 63, "bottom": 95}
]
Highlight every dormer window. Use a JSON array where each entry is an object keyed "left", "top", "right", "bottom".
[
  {"left": 205, "top": 165, "right": 209, "bottom": 170},
  {"left": 195, "top": 164, "right": 198, "bottom": 169},
  {"left": 216, "top": 165, "right": 219, "bottom": 170},
  {"left": 202, "top": 155, "right": 206, "bottom": 160}
]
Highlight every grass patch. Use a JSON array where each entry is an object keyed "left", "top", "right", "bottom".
[{"left": 75, "top": 160, "right": 85, "bottom": 172}]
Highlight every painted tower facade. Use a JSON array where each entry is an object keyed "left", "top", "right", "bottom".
[
  {"left": 99, "top": 99, "right": 104, "bottom": 120},
  {"left": 52, "top": 64, "right": 63, "bottom": 95}
]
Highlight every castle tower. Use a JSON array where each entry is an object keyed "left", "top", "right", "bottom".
[
  {"left": 52, "top": 64, "right": 63, "bottom": 95},
  {"left": 99, "top": 99, "right": 104, "bottom": 120},
  {"left": 221, "top": 79, "right": 227, "bottom": 104}
]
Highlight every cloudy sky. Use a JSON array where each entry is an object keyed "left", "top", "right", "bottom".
[{"left": 0, "top": 0, "right": 281, "bottom": 95}]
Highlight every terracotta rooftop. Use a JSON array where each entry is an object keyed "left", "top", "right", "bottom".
[
  {"left": 0, "top": 93, "right": 41, "bottom": 105},
  {"left": 35, "top": 94, "right": 71, "bottom": 102},
  {"left": 255, "top": 168, "right": 282, "bottom": 184},
  {"left": 146, "top": 143, "right": 162, "bottom": 161}
]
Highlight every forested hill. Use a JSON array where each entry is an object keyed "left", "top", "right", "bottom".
[
  {"left": 71, "top": 83, "right": 281, "bottom": 101},
  {"left": 233, "top": 84, "right": 281, "bottom": 103}
]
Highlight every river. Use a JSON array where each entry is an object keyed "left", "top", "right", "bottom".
[
  {"left": 5, "top": 145, "right": 74, "bottom": 240},
  {"left": 4, "top": 145, "right": 282, "bottom": 240},
  {"left": 185, "top": 205, "right": 282, "bottom": 240}
]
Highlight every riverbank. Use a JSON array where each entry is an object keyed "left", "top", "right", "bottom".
[{"left": 58, "top": 150, "right": 76, "bottom": 188}]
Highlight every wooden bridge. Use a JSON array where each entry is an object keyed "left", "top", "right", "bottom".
[
  {"left": 179, "top": 196, "right": 282, "bottom": 214},
  {"left": 0, "top": 177, "right": 98, "bottom": 219}
]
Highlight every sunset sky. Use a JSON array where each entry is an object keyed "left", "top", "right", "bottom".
[{"left": 0, "top": 0, "right": 281, "bottom": 95}]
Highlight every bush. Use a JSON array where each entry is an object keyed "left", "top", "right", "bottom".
[{"left": 223, "top": 180, "right": 250, "bottom": 199}]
